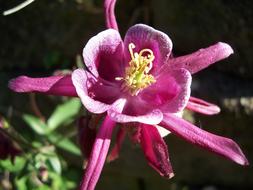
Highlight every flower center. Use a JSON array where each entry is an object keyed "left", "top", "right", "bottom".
[{"left": 116, "top": 43, "right": 156, "bottom": 96}]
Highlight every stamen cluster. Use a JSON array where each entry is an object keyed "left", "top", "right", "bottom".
[{"left": 116, "top": 43, "right": 156, "bottom": 95}]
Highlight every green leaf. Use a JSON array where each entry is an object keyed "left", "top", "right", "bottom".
[
  {"left": 65, "top": 180, "right": 76, "bottom": 189},
  {"left": 48, "top": 133, "right": 81, "bottom": 156},
  {"left": 23, "top": 114, "right": 48, "bottom": 135},
  {"left": 48, "top": 156, "right": 61, "bottom": 174},
  {"left": 49, "top": 172, "right": 66, "bottom": 190},
  {"left": 0, "top": 156, "right": 26, "bottom": 172},
  {"left": 47, "top": 98, "right": 81, "bottom": 131},
  {"left": 56, "top": 138, "right": 81, "bottom": 156},
  {"left": 37, "top": 186, "right": 51, "bottom": 190},
  {"left": 15, "top": 176, "right": 28, "bottom": 190}
]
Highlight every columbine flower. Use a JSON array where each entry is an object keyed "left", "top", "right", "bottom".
[{"left": 8, "top": 0, "right": 248, "bottom": 190}]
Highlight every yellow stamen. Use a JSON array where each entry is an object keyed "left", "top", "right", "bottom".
[{"left": 116, "top": 43, "right": 156, "bottom": 96}]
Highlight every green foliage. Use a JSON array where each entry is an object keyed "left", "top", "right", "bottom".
[
  {"left": 47, "top": 98, "right": 81, "bottom": 131},
  {"left": 0, "top": 98, "right": 83, "bottom": 190},
  {"left": 0, "top": 156, "right": 26, "bottom": 172},
  {"left": 48, "top": 133, "right": 81, "bottom": 156},
  {"left": 23, "top": 114, "right": 48, "bottom": 135},
  {"left": 23, "top": 98, "right": 81, "bottom": 135}
]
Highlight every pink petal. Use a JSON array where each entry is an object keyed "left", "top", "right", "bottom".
[
  {"left": 72, "top": 69, "right": 121, "bottom": 114},
  {"left": 169, "top": 42, "right": 234, "bottom": 74},
  {"left": 108, "top": 102, "right": 163, "bottom": 125},
  {"left": 186, "top": 96, "right": 221, "bottom": 115},
  {"left": 161, "top": 114, "right": 249, "bottom": 166},
  {"left": 139, "top": 68, "right": 192, "bottom": 113},
  {"left": 104, "top": 0, "right": 118, "bottom": 30},
  {"left": 9, "top": 75, "right": 77, "bottom": 96},
  {"left": 83, "top": 29, "right": 124, "bottom": 82},
  {"left": 140, "top": 124, "right": 174, "bottom": 178},
  {"left": 80, "top": 116, "right": 116, "bottom": 190},
  {"left": 107, "top": 127, "right": 126, "bottom": 162},
  {"left": 124, "top": 24, "right": 172, "bottom": 74}
]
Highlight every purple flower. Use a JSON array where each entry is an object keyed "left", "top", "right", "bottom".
[{"left": 9, "top": 0, "right": 248, "bottom": 189}]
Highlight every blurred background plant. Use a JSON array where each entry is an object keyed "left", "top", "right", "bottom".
[
  {"left": 0, "top": 0, "right": 252, "bottom": 190},
  {"left": 0, "top": 96, "right": 82, "bottom": 190}
]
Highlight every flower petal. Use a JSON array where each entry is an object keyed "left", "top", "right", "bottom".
[
  {"left": 139, "top": 68, "right": 192, "bottom": 113},
  {"left": 9, "top": 75, "right": 77, "bottom": 96},
  {"left": 169, "top": 42, "right": 234, "bottom": 74},
  {"left": 186, "top": 96, "right": 221, "bottom": 115},
  {"left": 124, "top": 24, "right": 172, "bottom": 74},
  {"left": 107, "top": 127, "right": 126, "bottom": 162},
  {"left": 80, "top": 116, "right": 116, "bottom": 190},
  {"left": 72, "top": 69, "right": 121, "bottom": 114},
  {"left": 83, "top": 29, "right": 124, "bottom": 82},
  {"left": 108, "top": 100, "right": 163, "bottom": 125},
  {"left": 107, "top": 98, "right": 164, "bottom": 125},
  {"left": 161, "top": 114, "right": 249, "bottom": 166},
  {"left": 104, "top": 0, "right": 118, "bottom": 30},
  {"left": 140, "top": 124, "right": 174, "bottom": 178}
]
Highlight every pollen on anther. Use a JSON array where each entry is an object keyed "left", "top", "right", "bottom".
[{"left": 115, "top": 42, "right": 156, "bottom": 96}]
